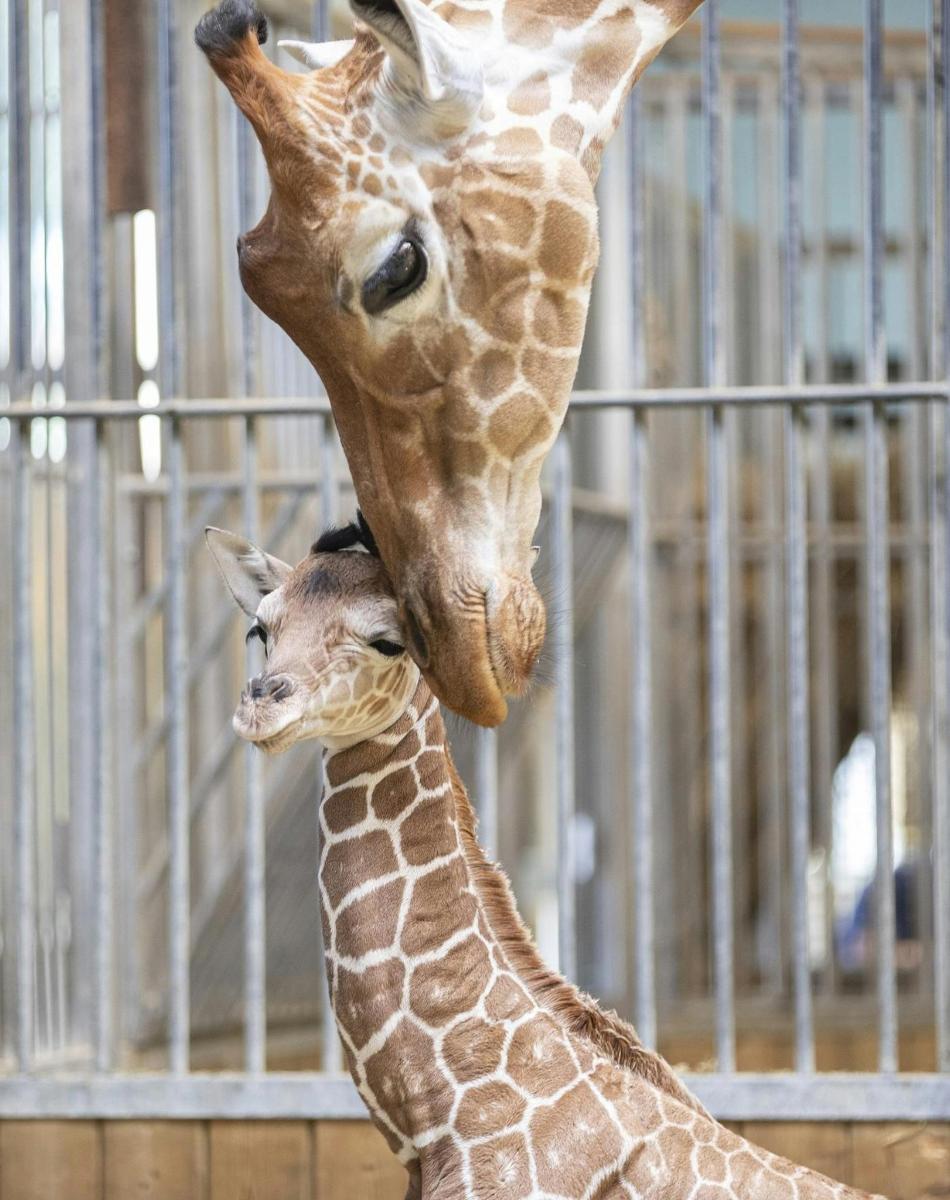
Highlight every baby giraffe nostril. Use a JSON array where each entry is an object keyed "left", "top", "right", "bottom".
[{"left": 247, "top": 674, "right": 292, "bottom": 702}]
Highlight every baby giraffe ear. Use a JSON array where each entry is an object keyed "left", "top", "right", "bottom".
[
  {"left": 205, "top": 527, "right": 292, "bottom": 617},
  {"left": 351, "top": 0, "right": 483, "bottom": 124}
]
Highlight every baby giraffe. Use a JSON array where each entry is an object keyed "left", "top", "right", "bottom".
[{"left": 207, "top": 520, "right": 884, "bottom": 1200}]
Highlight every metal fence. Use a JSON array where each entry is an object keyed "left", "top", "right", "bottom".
[{"left": 1, "top": 0, "right": 949, "bottom": 1122}]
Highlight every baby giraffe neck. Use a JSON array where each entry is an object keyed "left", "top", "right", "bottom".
[
  {"left": 318, "top": 678, "right": 700, "bottom": 1171},
  {"left": 319, "top": 679, "right": 522, "bottom": 1166}
]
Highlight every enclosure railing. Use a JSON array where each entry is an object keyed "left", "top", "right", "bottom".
[
  {"left": 2, "top": 380, "right": 950, "bottom": 1121},
  {"left": 2, "top": 0, "right": 950, "bottom": 1123}
]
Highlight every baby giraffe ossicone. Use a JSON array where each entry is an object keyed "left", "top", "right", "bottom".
[{"left": 206, "top": 521, "right": 885, "bottom": 1200}]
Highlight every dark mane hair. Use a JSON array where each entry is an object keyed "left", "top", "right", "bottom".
[{"left": 311, "top": 511, "right": 379, "bottom": 557}]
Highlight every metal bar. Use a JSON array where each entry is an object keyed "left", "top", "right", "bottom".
[
  {"left": 702, "top": 0, "right": 735, "bottom": 1072},
  {"left": 473, "top": 728, "right": 499, "bottom": 862},
  {"left": 94, "top": 421, "right": 113, "bottom": 1071},
  {"left": 243, "top": 417, "right": 266, "bottom": 1074},
  {"left": 552, "top": 430, "right": 576, "bottom": 981},
  {"left": 781, "top": 0, "right": 814, "bottom": 1075},
  {"left": 0, "top": 1073, "right": 949, "bottom": 1122},
  {"left": 864, "top": 0, "right": 898, "bottom": 1075},
  {"left": 311, "top": 0, "right": 330, "bottom": 42},
  {"left": 935, "top": 0, "right": 950, "bottom": 1074},
  {"left": 317, "top": 412, "right": 342, "bottom": 1075},
  {"left": 165, "top": 417, "right": 189, "bottom": 1073},
  {"left": 156, "top": 0, "right": 181, "bottom": 399},
  {"left": 12, "top": 420, "right": 35, "bottom": 1072},
  {"left": 626, "top": 85, "right": 656, "bottom": 1049},
  {"left": 3, "top": 384, "right": 950, "bottom": 423},
  {"left": 9, "top": 0, "right": 34, "bottom": 1076},
  {"left": 320, "top": 414, "right": 337, "bottom": 529},
  {"left": 629, "top": 409, "right": 656, "bottom": 1048}
]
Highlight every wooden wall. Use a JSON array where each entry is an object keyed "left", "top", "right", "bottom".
[{"left": 0, "top": 1120, "right": 947, "bottom": 1199}]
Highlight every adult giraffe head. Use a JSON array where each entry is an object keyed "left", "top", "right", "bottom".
[{"left": 196, "top": 0, "right": 702, "bottom": 724}]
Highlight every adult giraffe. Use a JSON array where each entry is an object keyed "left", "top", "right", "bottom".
[{"left": 196, "top": 0, "right": 703, "bottom": 724}]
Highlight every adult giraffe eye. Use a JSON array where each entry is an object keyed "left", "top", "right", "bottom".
[
  {"left": 361, "top": 236, "right": 427, "bottom": 315},
  {"left": 369, "top": 638, "right": 404, "bottom": 657}
]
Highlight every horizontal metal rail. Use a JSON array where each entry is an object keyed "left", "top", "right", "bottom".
[
  {"left": 0, "top": 1073, "right": 947, "bottom": 1122},
  {"left": 1, "top": 380, "right": 949, "bottom": 423}
]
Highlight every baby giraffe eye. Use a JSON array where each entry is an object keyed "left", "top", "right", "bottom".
[
  {"left": 245, "top": 622, "right": 267, "bottom": 648},
  {"left": 361, "top": 234, "right": 427, "bottom": 316},
  {"left": 369, "top": 638, "right": 404, "bottom": 657}
]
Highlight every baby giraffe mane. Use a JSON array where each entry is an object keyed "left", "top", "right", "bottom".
[{"left": 445, "top": 754, "right": 709, "bottom": 1119}]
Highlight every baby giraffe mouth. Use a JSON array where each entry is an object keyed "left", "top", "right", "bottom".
[{"left": 232, "top": 707, "right": 303, "bottom": 754}]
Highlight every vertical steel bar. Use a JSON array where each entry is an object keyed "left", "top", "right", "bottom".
[
  {"left": 757, "top": 82, "right": 786, "bottom": 999},
  {"left": 243, "top": 416, "right": 266, "bottom": 1073},
  {"left": 10, "top": 0, "right": 34, "bottom": 1072},
  {"left": 311, "top": 0, "right": 329, "bottom": 42},
  {"left": 702, "top": 0, "right": 735, "bottom": 1072},
  {"left": 808, "top": 78, "right": 838, "bottom": 996},
  {"left": 627, "top": 88, "right": 656, "bottom": 1049},
  {"left": 13, "top": 419, "right": 35, "bottom": 1071},
  {"left": 165, "top": 416, "right": 189, "bottom": 1073},
  {"left": 317, "top": 412, "right": 342, "bottom": 1074},
  {"left": 552, "top": 430, "right": 576, "bottom": 981},
  {"left": 320, "top": 415, "right": 337, "bottom": 531},
  {"left": 864, "top": 0, "right": 898, "bottom": 1075},
  {"left": 156, "top": 0, "right": 188, "bottom": 1073},
  {"left": 60, "top": 0, "right": 106, "bottom": 1056},
  {"left": 901, "top": 70, "right": 933, "bottom": 1008},
  {"left": 934, "top": 0, "right": 950, "bottom": 1073},
  {"left": 94, "top": 420, "right": 114, "bottom": 1071},
  {"left": 781, "top": 0, "right": 814, "bottom": 1074},
  {"left": 156, "top": 0, "right": 181, "bottom": 397},
  {"left": 474, "top": 728, "right": 499, "bottom": 862},
  {"left": 629, "top": 408, "right": 656, "bottom": 1048},
  {"left": 237, "top": 112, "right": 257, "bottom": 401}
]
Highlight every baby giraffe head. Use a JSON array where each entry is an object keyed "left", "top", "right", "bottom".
[{"left": 206, "top": 516, "right": 420, "bottom": 752}]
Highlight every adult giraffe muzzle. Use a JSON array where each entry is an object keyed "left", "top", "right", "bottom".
[{"left": 196, "top": 0, "right": 703, "bottom": 725}]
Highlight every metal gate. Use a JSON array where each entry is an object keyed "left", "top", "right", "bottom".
[{"left": 1, "top": 0, "right": 949, "bottom": 1121}]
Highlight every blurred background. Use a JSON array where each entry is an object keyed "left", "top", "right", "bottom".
[{"left": 0, "top": 0, "right": 947, "bottom": 1114}]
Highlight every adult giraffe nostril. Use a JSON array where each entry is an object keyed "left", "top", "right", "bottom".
[{"left": 403, "top": 605, "right": 430, "bottom": 669}]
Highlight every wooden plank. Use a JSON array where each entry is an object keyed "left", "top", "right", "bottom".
[
  {"left": 314, "top": 1122, "right": 406, "bottom": 1200},
  {"left": 104, "top": 1122, "right": 207, "bottom": 1200},
  {"left": 743, "top": 1122, "right": 853, "bottom": 1185},
  {"left": 0, "top": 1121, "right": 102, "bottom": 1200},
  {"left": 210, "top": 1122, "right": 312, "bottom": 1200},
  {"left": 851, "top": 1123, "right": 950, "bottom": 1200}
]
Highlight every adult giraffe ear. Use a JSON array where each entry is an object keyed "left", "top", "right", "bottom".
[
  {"left": 277, "top": 38, "right": 355, "bottom": 71},
  {"left": 205, "top": 527, "right": 293, "bottom": 618},
  {"left": 351, "top": 0, "right": 483, "bottom": 124}
]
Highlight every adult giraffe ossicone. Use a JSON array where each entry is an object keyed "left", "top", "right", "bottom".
[{"left": 196, "top": 0, "right": 703, "bottom": 725}]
